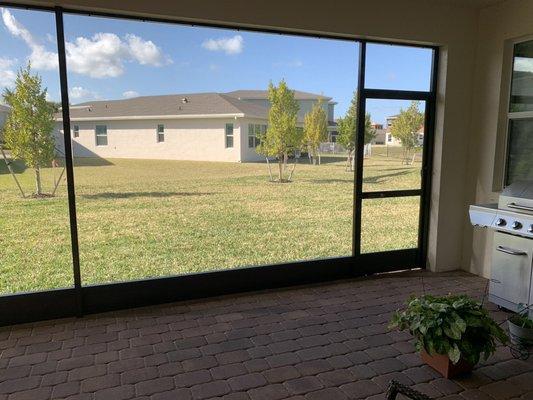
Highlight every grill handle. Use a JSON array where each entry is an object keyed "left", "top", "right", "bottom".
[
  {"left": 497, "top": 245, "right": 528, "bottom": 256},
  {"left": 507, "top": 202, "right": 533, "bottom": 212}
]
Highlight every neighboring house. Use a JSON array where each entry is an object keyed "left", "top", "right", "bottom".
[
  {"left": 379, "top": 115, "right": 424, "bottom": 146},
  {"left": 0, "top": 105, "right": 10, "bottom": 144},
  {"left": 55, "top": 90, "right": 336, "bottom": 163}
]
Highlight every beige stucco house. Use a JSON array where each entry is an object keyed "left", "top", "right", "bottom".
[{"left": 55, "top": 90, "right": 336, "bottom": 162}]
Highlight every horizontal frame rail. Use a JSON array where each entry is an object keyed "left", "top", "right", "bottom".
[
  {"left": 362, "top": 88, "right": 433, "bottom": 101},
  {"left": 361, "top": 189, "right": 422, "bottom": 199}
]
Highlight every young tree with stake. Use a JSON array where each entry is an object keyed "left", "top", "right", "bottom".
[
  {"left": 337, "top": 91, "right": 375, "bottom": 171},
  {"left": 256, "top": 80, "right": 301, "bottom": 182},
  {"left": 390, "top": 101, "right": 424, "bottom": 164},
  {"left": 303, "top": 99, "right": 328, "bottom": 165},
  {"left": 3, "top": 64, "right": 56, "bottom": 196}
]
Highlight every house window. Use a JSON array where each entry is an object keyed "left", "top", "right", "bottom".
[
  {"left": 225, "top": 123, "right": 234, "bottom": 148},
  {"left": 506, "top": 39, "right": 533, "bottom": 185},
  {"left": 248, "top": 124, "right": 265, "bottom": 148},
  {"left": 387, "top": 133, "right": 392, "bottom": 142},
  {"left": 73, "top": 125, "right": 79, "bottom": 138},
  {"left": 248, "top": 124, "right": 255, "bottom": 148},
  {"left": 95, "top": 125, "right": 108, "bottom": 146},
  {"left": 157, "top": 124, "right": 165, "bottom": 143}
]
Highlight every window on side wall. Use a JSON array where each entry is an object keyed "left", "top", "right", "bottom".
[
  {"left": 506, "top": 39, "right": 533, "bottom": 185},
  {"left": 225, "top": 123, "right": 234, "bottom": 148},
  {"left": 95, "top": 125, "right": 107, "bottom": 146},
  {"left": 157, "top": 124, "right": 165, "bottom": 143},
  {"left": 248, "top": 124, "right": 255, "bottom": 148},
  {"left": 73, "top": 125, "right": 79, "bottom": 138}
]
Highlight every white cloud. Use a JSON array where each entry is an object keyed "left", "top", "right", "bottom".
[
  {"left": 69, "top": 86, "right": 100, "bottom": 101},
  {"left": 122, "top": 90, "right": 139, "bottom": 99},
  {"left": 202, "top": 35, "right": 243, "bottom": 55},
  {"left": 1, "top": 8, "right": 171, "bottom": 79},
  {"left": 126, "top": 34, "right": 170, "bottom": 66},
  {"left": 0, "top": 57, "right": 16, "bottom": 87},
  {"left": 65, "top": 33, "right": 127, "bottom": 78},
  {"left": 1, "top": 8, "right": 58, "bottom": 70},
  {"left": 209, "top": 64, "right": 220, "bottom": 71}
]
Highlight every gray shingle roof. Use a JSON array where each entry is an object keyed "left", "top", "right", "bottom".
[
  {"left": 226, "top": 89, "right": 331, "bottom": 101},
  {"left": 60, "top": 90, "right": 331, "bottom": 121},
  {"left": 63, "top": 93, "right": 271, "bottom": 120}
]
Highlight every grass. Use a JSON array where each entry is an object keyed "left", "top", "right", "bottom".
[{"left": 0, "top": 145, "right": 422, "bottom": 294}]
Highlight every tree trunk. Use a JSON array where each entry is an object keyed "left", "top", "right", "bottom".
[
  {"left": 35, "top": 167, "right": 42, "bottom": 195},
  {"left": 278, "top": 159, "right": 283, "bottom": 182}
]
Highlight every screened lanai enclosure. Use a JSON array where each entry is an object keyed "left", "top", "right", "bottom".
[{"left": 0, "top": 4, "right": 437, "bottom": 325}]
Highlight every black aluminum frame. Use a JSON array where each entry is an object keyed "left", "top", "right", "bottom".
[
  {"left": 0, "top": 3, "right": 439, "bottom": 326},
  {"left": 354, "top": 41, "right": 438, "bottom": 267}
]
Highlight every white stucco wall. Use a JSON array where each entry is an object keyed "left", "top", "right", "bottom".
[
  {"left": 55, "top": 117, "right": 244, "bottom": 162},
  {"left": 241, "top": 119, "right": 268, "bottom": 162},
  {"left": 463, "top": 0, "right": 533, "bottom": 278}
]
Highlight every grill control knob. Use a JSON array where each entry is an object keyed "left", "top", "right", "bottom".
[
  {"left": 528, "top": 225, "right": 533, "bottom": 233},
  {"left": 512, "top": 221, "right": 523, "bottom": 230},
  {"left": 496, "top": 218, "right": 506, "bottom": 227}
]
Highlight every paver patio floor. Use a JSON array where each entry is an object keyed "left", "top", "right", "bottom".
[{"left": 0, "top": 270, "right": 531, "bottom": 400}]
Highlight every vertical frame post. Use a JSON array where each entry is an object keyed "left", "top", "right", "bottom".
[
  {"left": 55, "top": 7, "right": 83, "bottom": 316},
  {"left": 353, "top": 41, "right": 367, "bottom": 261},
  {"left": 417, "top": 48, "right": 439, "bottom": 268}
]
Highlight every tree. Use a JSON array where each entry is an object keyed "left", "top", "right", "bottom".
[
  {"left": 256, "top": 80, "right": 301, "bottom": 182},
  {"left": 3, "top": 64, "right": 55, "bottom": 196},
  {"left": 336, "top": 91, "right": 375, "bottom": 171},
  {"left": 390, "top": 101, "right": 424, "bottom": 164},
  {"left": 303, "top": 99, "right": 328, "bottom": 165}
]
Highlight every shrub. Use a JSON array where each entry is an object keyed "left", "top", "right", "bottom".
[{"left": 390, "top": 294, "right": 508, "bottom": 365}]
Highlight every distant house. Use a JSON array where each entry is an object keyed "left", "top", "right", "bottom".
[
  {"left": 371, "top": 115, "right": 424, "bottom": 146},
  {"left": 55, "top": 90, "right": 337, "bottom": 163}
]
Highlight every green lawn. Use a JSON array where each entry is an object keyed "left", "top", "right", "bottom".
[{"left": 0, "top": 146, "right": 421, "bottom": 294}]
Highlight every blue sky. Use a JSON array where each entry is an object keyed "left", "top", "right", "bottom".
[{"left": 0, "top": 7, "right": 432, "bottom": 124}]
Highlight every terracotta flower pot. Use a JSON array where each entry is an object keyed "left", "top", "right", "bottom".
[{"left": 420, "top": 349, "right": 473, "bottom": 378}]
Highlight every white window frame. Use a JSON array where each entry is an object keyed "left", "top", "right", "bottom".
[
  {"left": 95, "top": 124, "right": 108, "bottom": 146},
  {"left": 225, "top": 123, "right": 234, "bottom": 148},
  {"left": 497, "top": 35, "right": 533, "bottom": 188}
]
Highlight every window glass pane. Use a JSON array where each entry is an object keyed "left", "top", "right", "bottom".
[
  {"left": 0, "top": 8, "right": 73, "bottom": 294},
  {"left": 226, "top": 135, "right": 234, "bottom": 148},
  {"left": 63, "top": 12, "right": 358, "bottom": 285},
  {"left": 363, "top": 99, "right": 426, "bottom": 192},
  {"left": 361, "top": 197, "right": 420, "bottom": 253},
  {"left": 248, "top": 136, "right": 255, "bottom": 148},
  {"left": 510, "top": 40, "right": 533, "bottom": 112},
  {"left": 506, "top": 118, "right": 533, "bottom": 185},
  {"left": 365, "top": 43, "right": 432, "bottom": 91},
  {"left": 248, "top": 124, "right": 254, "bottom": 135}
]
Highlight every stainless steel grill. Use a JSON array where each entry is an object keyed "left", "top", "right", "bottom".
[{"left": 470, "top": 181, "right": 533, "bottom": 311}]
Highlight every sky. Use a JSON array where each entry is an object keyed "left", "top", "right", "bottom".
[{"left": 0, "top": 7, "right": 433, "bottom": 124}]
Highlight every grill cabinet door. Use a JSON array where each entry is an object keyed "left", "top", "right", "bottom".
[{"left": 490, "top": 233, "right": 533, "bottom": 306}]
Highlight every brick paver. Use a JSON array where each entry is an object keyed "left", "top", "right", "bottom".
[{"left": 0, "top": 271, "right": 529, "bottom": 399}]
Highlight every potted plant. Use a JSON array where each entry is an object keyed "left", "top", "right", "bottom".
[
  {"left": 508, "top": 305, "right": 533, "bottom": 350},
  {"left": 390, "top": 294, "right": 508, "bottom": 378}
]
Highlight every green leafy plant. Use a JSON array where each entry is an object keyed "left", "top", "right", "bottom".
[
  {"left": 390, "top": 294, "right": 508, "bottom": 365},
  {"left": 509, "top": 304, "right": 533, "bottom": 329}
]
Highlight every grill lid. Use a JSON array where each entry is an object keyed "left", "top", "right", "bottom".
[{"left": 498, "top": 180, "right": 533, "bottom": 214}]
